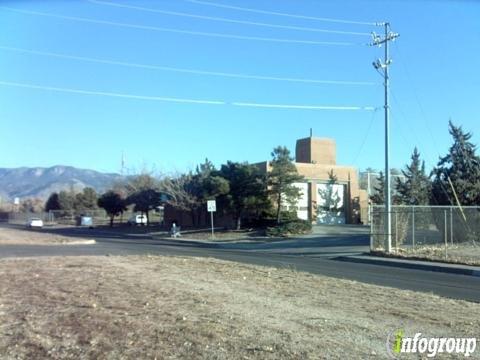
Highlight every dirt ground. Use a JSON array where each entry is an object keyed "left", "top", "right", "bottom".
[
  {"left": 1, "top": 255, "right": 479, "bottom": 359},
  {"left": 387, "top": 244, "right": 480, "bottom": 267},
  {"left": 157, "top": 228, "right": 265, "bottom": 242},
  {"left": 0, "top": 227, "right": 94, "bottom": 245}
]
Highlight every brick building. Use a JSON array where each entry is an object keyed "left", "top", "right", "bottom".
[
  {"left": 164, "top": 136, "right": 369, "bottom": 228},
  {"left": 256, "top": 136, "right": 368, "bottom": 224}
]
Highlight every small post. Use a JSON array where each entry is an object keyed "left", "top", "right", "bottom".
[
  {"left": 394, "top": 210, "right": 398, "bottom": 250},
  {"left": 369, "top": 206, "right": 374, "bottom": 251},
  {"left": 210, "top": 211, "right": 214, "bottom": 238},
  {"left": 367, "top": 173, "right": 371, "bottom": 225},
  {"left": 411, "top": 206, "right": 415, "bottom": 250},
  {"left": 444, "top": 210, "right": 448, "bottom": 260},
  {"left": 450, "top": 207, "right": 453, "bottom": 246}
]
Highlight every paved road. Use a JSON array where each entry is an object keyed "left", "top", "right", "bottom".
[{"left": 1, "top": 224, "right": 480, "bottom": 302}]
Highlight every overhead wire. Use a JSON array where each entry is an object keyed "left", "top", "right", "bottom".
[
  {"left": 87, "top": 0, "right": 372, "bottom": 36},
  {"left": 231, "top": 102, "right": 375, "bottom": 111},
  {"left": 0, "top": 46, "right": 377, "bottom": 86},
  {"left": 0, "top": 6, "right": 359, "bottom": 46},
  {"left": 184, "top": 0, "right": 377, "bottom": 26},
  {"left": 0, "top": 80, "right": 376, "bottom": 111},
  {"left": 390, "top": 88, "right": 426, "bottom": 154},
  {"left": 392, "top": 42, "right": 457, "bottom": 206},
  {"left": 0, "top": 80, "right": 226, "bottom": 105},
  {"left": 351, "top": 107, "right": 379, "bottom": 166},
  {"left": 393, "top": 42, "right": 443, "bottom": 157}
]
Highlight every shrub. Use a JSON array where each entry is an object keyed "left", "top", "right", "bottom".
[
  {"left": 266, "top": 219, "right": 312, "bottom": 237},
  {"left": 244, "top": 210, "right": 299, "bottom": 229}
]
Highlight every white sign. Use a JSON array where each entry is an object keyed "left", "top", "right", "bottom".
[
  {"left": 207, "top": 200, "right": 216, "bottom": 212},
  {"left": 13, "top": 197, "right": 20, "bottom": 205}
]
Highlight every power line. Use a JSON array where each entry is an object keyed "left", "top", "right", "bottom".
[
  {"left": 87, "top": 0, "right": 371, "bottom": 36},
  {"left": 232, "top": 102, "right": 375, "bottom": 111},
  {"left": 0, "top": 81, "right": 225, "bottom": 105},
  {"left": 351, "top": 108, "right": 378, "bottom": 166},
  {"left": 0, "top": 45, "right": 377, "bottom": 86},
  {"left": 0, "top": 80, "right": 375, "bottom": 111},
  {"left": 0, "top": 6, "right": 357, "bottom": 46},
  {"left": 392, "top": 43, "right": 467, "bottom": 209},
  {"left": 393, "top": 42, "right": 442, "bottom": 158},
  {"left": 185, "top": 0, "right": 377, "bottom": 26}
]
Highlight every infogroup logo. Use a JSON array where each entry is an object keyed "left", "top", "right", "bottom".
[{"left": 386, "top": 329, "right": 477, "bottom": 358}]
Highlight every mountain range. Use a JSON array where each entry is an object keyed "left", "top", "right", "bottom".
[{"left": 0, "top": 166, "right": 124, "bottom": 201}]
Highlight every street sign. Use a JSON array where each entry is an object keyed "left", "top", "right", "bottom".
[
  {"left": 207, "top": 200, "right": 216, "bottom": 212},
  {"left": 207, "top": 200, "right": 216, "bottom": 238},
  {"left": 13, "top": 197, "right": 20, "bottom": 205}
]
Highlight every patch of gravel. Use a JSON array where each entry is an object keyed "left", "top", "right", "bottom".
[
  {"left": 374, "top": 244, "right": 480, "bottom": 267},
  {"left": 0, "top": 227, "right": 94, "bottom": 245},
  {"left": 0, "top": 255, "right": 478, "bottom": 359}
]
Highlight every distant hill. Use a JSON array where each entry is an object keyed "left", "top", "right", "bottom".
[{"left": 0, "top": 165, "right": 125, "bottom": 201}]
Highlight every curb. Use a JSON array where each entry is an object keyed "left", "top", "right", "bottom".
[
  {"left": 64, "top": 239, "right": 97, "bottom": 245},
  {"left": 335, "top": 255, "right": 480, "bottom": 278}
]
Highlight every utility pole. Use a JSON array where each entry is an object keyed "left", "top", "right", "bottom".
[
  {"left": 121, "top": 151, "right": 125, "bottom": 176},
  {"left": 370, "top": 23, "right": 399, "bottom": 253}
]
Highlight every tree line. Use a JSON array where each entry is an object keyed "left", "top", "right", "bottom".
[
  {"left": 41, "top": 121, "right": 480, "bottom": 229},
  {"left": 371, "top": 121, "right": 480, "bottom": 207},
  {"left": 44, "top": 146, "right": 305, "bottom": 228}
]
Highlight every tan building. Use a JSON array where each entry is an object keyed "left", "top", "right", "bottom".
[{"left": 257, "top": 136, "right": 369, "bottom": 224}]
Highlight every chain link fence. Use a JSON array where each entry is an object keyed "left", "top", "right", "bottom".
[
  {"left": 7, "top": 209, "right": 164, "bottom": 227},
  {"left": 371, "top": 205, "right": 480, "bottom": 265}
]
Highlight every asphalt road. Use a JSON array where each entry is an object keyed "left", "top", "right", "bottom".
[{"left": 1, "top": 224, "right": 480, "bottom": 303}]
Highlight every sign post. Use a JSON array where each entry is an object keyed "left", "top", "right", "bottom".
[{"left": 207, "top": 200, "right": 216, "bottom": 238}]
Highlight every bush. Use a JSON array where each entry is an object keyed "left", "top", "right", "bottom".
[
  {"left": 266, "top": 219, "right": 312, "bottom": 237},
  {"left": 244, "top": 210, "right": 299, "bottom": 229}
]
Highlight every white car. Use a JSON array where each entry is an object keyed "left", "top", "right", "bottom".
[
  {"left": 27, "top": 218, "right": 44, "bottom": 229},
  {"left": 127, "top": 214, "right": 148, "bottom": 226}
]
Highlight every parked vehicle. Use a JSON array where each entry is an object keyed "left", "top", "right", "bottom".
[
  {"left": 77, "top": 216, "right": 94, "bottom": 228},
  {"left": 27, "top": 218, "right": 43, "bottom": 229},
  {"left": 127, "top": 214, "right": 148, "bottom": 226}
]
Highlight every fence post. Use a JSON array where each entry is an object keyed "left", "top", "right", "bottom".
[
  {"left": 412, "top": 206, "right": 415, "bottom": 250},
  {"left": 369, "top": 206, "right": 373, "bottom": 252},
  {"left": 444, "top": 210, "right": 448, "bottom": 261},
  {"left": 394, "top": 210, "right": 398, "bottom": 250},
  {"left": 450, "top": 207, "right": 453, "bottom": 246}
]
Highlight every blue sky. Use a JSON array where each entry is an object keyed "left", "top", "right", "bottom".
[{"left": 0, "top": 0, "right": 479, "bottom": 175}]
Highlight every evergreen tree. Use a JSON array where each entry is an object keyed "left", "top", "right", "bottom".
[
  {"left": 268, "top": 146, "right": 304, "bottom": 224},
  {"left": 370, "top": 172, "right": 385, "bottom": 205},
  {"left": 218, "top": 161, "right": 269, "bottom": 230},
  {"left": 98, "top": 191, "right": 127, "bottom": 227},
  {"left": 318, "top": 170, "right": 343, "bottom": 214},
  {"left": 74, "top": 187, "right": 98, "bottom": 211},
  {"left": 58, "top": 191, "right": 75, "bottom": 211},
  {"left": 193, "top": 159, "right": 230, "bottom": 202},
  {"left": 45, "top": 192, "right": 61, "bottom": 211},
  {"left": 432, "top": 121, "right": 480, "bottom": 205},
  {"left": 396, "top": 148, "right": 431, "bottom": 205}
]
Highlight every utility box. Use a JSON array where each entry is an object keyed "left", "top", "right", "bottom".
[{"left": 78, "top": 216, "right": 93, "bottom": 227}]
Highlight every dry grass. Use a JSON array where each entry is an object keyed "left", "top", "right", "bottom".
[
  {"left": 0, "top": 227, "right": 93, "bottom": 245},
  {"left": 166, "top": 229, "right": 263, "bottom": 242},
  {"left": 385, "top": 244, "right": 480, "bottom": 267},
  {"left": 1, "top": 255, "right": 479, "bottom": 359}
]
